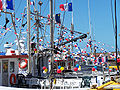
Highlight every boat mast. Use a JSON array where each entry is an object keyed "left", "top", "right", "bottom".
[
  {"left": 71, "top": 0, "right": 74, "bottom": 67},
  {"left": 50, "top": 0, "right": 54, "bottom": 89},
  {"left": 27, "top": 0, "right": 31, "bottom": 73},
  {"left": 35, "top": 0, "right": 40, "bottom": 54},
  {"left": 114, "top": 0, "right": 119, "bottom": 72},
  {"left": 71, "top": 0, "right": 74, "bottom": 52},
  {"left": 88, "top": 0, "right": 92, "bottom": 54}
]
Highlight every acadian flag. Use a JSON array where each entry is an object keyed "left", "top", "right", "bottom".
[
  {"left": 0, "top": 0, "right": 3, "bottom": 10},
  {"left": 59, "top": 2, "right": 72, "bottom": 11},
  {"left": 68, "top": 3, "right": 72, "bottom": 11},
  {"left": 59, "top": 4, "right": 66, "bottom": 11},
  {"left": 6, "top": 0, "right": 13, "bottom": 10},
  {"left": 30, "top": 1, "right": 34, "bottom": 5},
  {"left": 55, "top": 13, "right": 61, "bottom": 23}
]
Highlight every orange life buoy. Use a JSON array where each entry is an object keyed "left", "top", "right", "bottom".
[
  {"left": 10, "top": 74, "right": 16, "bottom": 85},
  {"left": 19, "top": 59, "right": 28, "bottom": 69}
]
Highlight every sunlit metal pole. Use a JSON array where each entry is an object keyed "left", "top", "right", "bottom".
[
  {"left": 27, "top": 0, "right": 31, "bottom": 73},
  {"left": 50, "top": 0, "right": 54, "bottom": 89},
  {"left": 114, "top": 0, "right": 119, "bottom": 72}
]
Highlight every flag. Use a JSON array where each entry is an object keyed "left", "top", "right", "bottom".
[
  {"left": 74, "top": 44, "right": 77, "bottom": 47},
  {"left": 47, "top": 14, "right": 50, "bottom": 22},
  {"left": 3, "top": 18, "right": 9, "bottom": 29},
  {"left": 59, "top": 4, "right": 66, "bottom": 11},
  {"left": 23, "top": 14, "right": 27, "bottom": 17},
  {"left": 59, "top": 2, "right": 72, "bottom": 11},
  {"left": 55, "top": 13, "right": 61, "bottom": 23},
  {"left": 30, "top": 1, "right": 34, "bottom": 5},
  {"left": 22, "top": 21, "right": 27, "bottom": 27},
  {"left": 6, "top": 0, "right": 13, "bottom": 10},
  {"left": 0, "top": 0, "right": 3, "bottom": 10},
  {"left": 16, "top": 18, "right": 21, "bottom": 22},
  {"left": 68, "top": 3, "right": 72, "bottom": 11}
]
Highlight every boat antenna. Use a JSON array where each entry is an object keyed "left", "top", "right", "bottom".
[
  {"left": 27, "top": 0, "right": 31, "bottom": 73},
  {"left": 114, "top": 0, "right": 119, "bottom": 73},
  {"left": 88, "top": 0, "right": 92, "bottom": 54}
]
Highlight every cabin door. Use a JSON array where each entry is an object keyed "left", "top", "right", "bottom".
[{"left": 2, "top": 60, "right": 8, "bottom": 86}]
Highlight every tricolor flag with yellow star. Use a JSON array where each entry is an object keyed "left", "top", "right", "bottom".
[
  {"left": 59, "top": 2, "right": 72, "bottom": 11},
  {"left": 0, "top": 0, "right": 3, "bottom": 10},
  {"left": 6, "top": 0, "right": 13, "bottom": 10},
  {"left": 68, "top": 3, "right": 72, "bottom": 11},
  {"left": 55, "top": 13, "right": 61, "bottom": 23}
]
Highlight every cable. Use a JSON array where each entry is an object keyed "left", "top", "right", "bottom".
[
  {"left": 88, "top": 0, "right": 92, "bottom": 38},
  {"left": 15, "top": 0, "right": 23, "bottom": 14},
  {"left": 0, "top": 31, "right": 13, "bottom": 47},
  {"left": 111, "top": 0, "right": 115, "bottom": 35},
  {"left": 42, "top": 0, "right": 49, "bottom": 14}
]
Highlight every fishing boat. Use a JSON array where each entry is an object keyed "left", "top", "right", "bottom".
[{"left": 0, "top": 0, "right": 120, "bottom": 90}]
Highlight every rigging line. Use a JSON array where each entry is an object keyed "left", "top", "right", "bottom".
[
  {"left": 0, "top": 25, "right": 13, "bottom": 38},
  {"left": 21, "top": 16, "right": 58, "bottom": 39},
  {"left": 15, "top": 0, "right": 23, "bottom": 14},
  {"left": 42, "top": 0, "right": 49, "bottom": 14},
  {"left": 0, "top": 25, "right": 17, "bottom": 46},
  {"left": 60, "top": 0, "right": 68, "bottom": 38},
  {"left": 0, "top": 32, "right": 13, "bottom": 46},
  {"left": 30, "top": 24, "right": 58, "bottom": 42},
  {"left": 94, "top": 40, "right": 115, "bottom": 50},
  {"left": 42, "top": 25, "right": 49, "bottom": 45},
  {"left": 88, "top": 0, "right": 93, "bottom": 54},
  {"left": 28, "top": 19, "right": 59, "bottom": 39},
  {"left": 111, "top": 0, "right": 115, "bottom": 35},
  {"left": 40, "top": 26, "right": 58, "bottom": 39},
  {"left": 19, "top": 7, "right": 26, "bottom": 40},
  {"left": 88, "top": 0, "right": 92, "bottom": 39},
  {"left": 56, "top": 24, "right": 86, "bottom": 34}
]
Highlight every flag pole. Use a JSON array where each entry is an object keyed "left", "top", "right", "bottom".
[
  {"left": 114, "top": 0, "right": 119, "bottom": 73},
  {"left": 71, "top": 0, "right": 74, "bottom": 67},
  {"left": 71, "top": 0, "right": 73, "bottom": 25}
]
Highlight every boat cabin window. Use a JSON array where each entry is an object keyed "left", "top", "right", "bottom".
[
  {"left": 88, "top": 59, "right": 92, "bottom": 65},
  {"left": 3, "top": 62, "right": 8, "bottom": 73},
  {"left": 10, "top": 62, "right": 14, "bottom": 72},
  {"left": 57, "top": 61, "right": 65, "bottom": 68}
]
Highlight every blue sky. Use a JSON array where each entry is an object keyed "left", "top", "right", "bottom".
[{"left": 0, "top": 0, "right": 120, "bottom": 53}]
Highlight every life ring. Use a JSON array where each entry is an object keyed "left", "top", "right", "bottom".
[
  {"left": 10, "top": 74, "right": 16, "bottom": 85},
  {"left": 19, "top": 59, "right": 28, "bottom": 69}
]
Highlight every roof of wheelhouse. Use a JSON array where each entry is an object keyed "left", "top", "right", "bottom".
[{"left": 0, "top": 55, "right": 28, "bottom": 59}]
